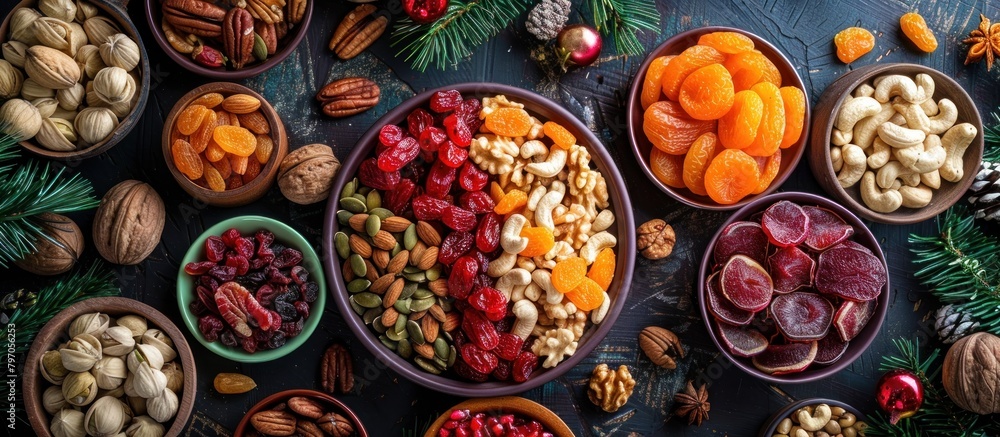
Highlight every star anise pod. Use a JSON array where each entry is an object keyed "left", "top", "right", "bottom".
[
  {"left": 673, "top": 381, "right": 710, "bottom": 426},
  {"left": 963, "top": 14, "right": 1000, "bottom": 71}
]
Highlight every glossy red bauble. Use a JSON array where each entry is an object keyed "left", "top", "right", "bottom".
[
  {"left": 876, "top": 369, "right": 924, "bottom": 425},
  {"left": 556, "top": 24, "right": 602, "bottom": 69},
  {"left": 403, "top": 0, "right": 449, "bottom": 24}
]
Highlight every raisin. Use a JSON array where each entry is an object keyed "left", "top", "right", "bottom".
[
  {"left": 273, "top": 248, "right": 303, "bottom": 268},
  {"left": 209, "top": 265, "right": 237, "bottom": 282},
  {"left": 494, "top": 316, "right": 514, "bottom": 334},
  {"left": 290, "top": 266, "right": 309, "bottom": 284},
  {"left": 412, "top": 195, "right": 451, "bottom": 221},
  {"left": 294, "top": 300, "right": 310, "bottom": 319},
  {"left": 266, "top": 330, "right": 287, "bottom": 349},
  {"left": 443, "top": 114, "right": 472, "bottom": 147},
  {"left": 443, "top": 206, "right": 477, "bottom": 231},
  {"left": 385, "top": 179, "right": 417, "bottom": 214},
  {"left": 199, "top": 275, "right": 220, "bottom": 292},
  {"left": 205, "top": 236, "right": 226, "bottom": 262},
  {"left": 256, "top": 284, "right": 279, "bottom": 307},
  {"left": 198, "top": 314, "right": 225, "bottom": 342},
  {"left": 359, "top": 158, "right": 401, "bottom": 190},
  {"left": 494, "top": 333, "right": 523, "bottom": 361},
  {"left": 189, "top": 300, "right": 207, "bottom": 316},
  {"left": 476, "top": 213, "right": 501, "bottom": 253},
  {"left": 460, "top": 343, "right": 499, "bottom": 374},
  {"left": 276, "top": 301, "right": 298, "bottom": 322},
  {"left": 425, "top": 160, "right": 457, "bottom": 199},
  {"left": 430, "top": 90, "right": 463, "bottom": 113},
  {"left": 439, "top": 231, "right": 474, "bottom": 265},
  {"left": 418, "top": 126, "right": 447, "bottom": 152},
  {"left": 454, "top": 360, "right": 489, "bottom": 382},
  {"left": 492, "top": 360, "right": 512, "bottom": 381},
  {"left": 244, "top": 270, "right": 267, "bottom": 285},
  {"left": 378, "top": 136, "right": 420, "bottom": 172},
  {"left": 379, "top": 124, "right": 405, "bottom": 147},
  {"left": 225, "top": 254, "right": 250, "bottom": 276},
  {"left": 438, "top": 140, "right": 468, "bottom": 169},
  {"left": 470, "top": 250, "right": 491, "bottom": 274},
  {"left": 512, "top": 351, "right": 538, "bottom": 382},
  {"left": 448, "top": 256, "right": 478, "bottom": 299},
  {"left": 254, "top": 328, "right": 274, "bottom": 342},
  {"left": 462, "top": 308, "right": 499, "bottom": 351},
  {"left": 301, "top": 281, "right": 319, "bottom": 303},
  {"left": 473, "top": 273, "right": 491, "bottom": 291},
  {"left": 407, "top": 108, "right": 434, "bottom": 137},
  {"left": 185, "top": 261, "right": 216, "bottom": 275},
  {"left": 220, "top": 330, "right": 238, "bottom": 347},
  {"left": 458, "top": 161, "right": 488, "bottom": 192}
]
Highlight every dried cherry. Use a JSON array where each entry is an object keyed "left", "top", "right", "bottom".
[
  {"left": 198, "top": 314, "right": 225, "bottom": 342},
  {"left": 379, "top": 124, "right": 405, "bottom": 147},
  {"left": 512, "top": 351, "right": 538, "bottom": 382},
  {"left": 459, "top": 191, "right": 494, "bottom": 214},
  {"left": 412, "top": 195, "right": 452, "bottom": 221},
  {"left": 460, "top": 343, "right": 499, "bottom": 374},
  {"left": 443, "top": 114, "right": 472, "bottom": 147},
  {"left": 458, "top": 161, "right": 488, "bottom": 192},
  {"left": 476, "top": 213, "right": 501, "bottom": 253},
  {"left": 438, "top": 231, "right": 474, "bottom": 265},
  {"left": 418, "top": 126, "right": 447, "bottom": 153},
  {"left": 359, "top": 158, "right": 401, "bottom": 190},
  {"left": 205, "top": 236, "right": 226, "bottom": 262},
  {"left": 430, "top": 90, "right": 463, "bottom": 113},
  {"left": 425, "top": 160, "right": 457, "bottom": 198},
  {"left": 443, "top": 206, "right": 477, "bottom": 231},
  {"left": 407, "top": 108, "right": 434, "bottom": 137},
  {"left": 378, "top": 136, "right": 420, "bottom": 172},
  {"left": 462, "top": 308, "right": 499, "bottom": 351},
  {"left": 385, "top": 179, "right": 417, "bottom": 215}
]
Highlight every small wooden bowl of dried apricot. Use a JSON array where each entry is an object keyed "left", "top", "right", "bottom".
[
  {"left": 162, "top": 82, "right": 289, "bottom": 207},
  {"left": 626, "top": 27, "right": 811, "bottom": 210}
]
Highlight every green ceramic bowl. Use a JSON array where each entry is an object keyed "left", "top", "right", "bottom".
[{"left": 177, "top": 215, "right": 326, "bottom": 363}]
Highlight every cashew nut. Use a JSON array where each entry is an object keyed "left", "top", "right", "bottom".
[
  {"left": 523, "top": 282, "right": 542, "bottom": 301},
  {"left": 915, "top": 74, "right": 938, "bottom": 115},
  {"left": 793, "top": 429, "right": 809, "bottom": 437},
  {"left": 511, "top": 299, "right": 538, "bottom": 340},
  {"left": 889, "top": 113, "right": 907, "bottom": 125},
  {"left": 874, "top": 75, "right": 921, "bottom": 103},
  {"left": 866, "top": 137, "right": 891, "bottom": 169},
  {"left": 534, "top": 189, "right": 565, "bottom": 231},
  {"left": 525, "top": 147, "right": 567, "bottom": 178},
  {"left": 543, "top": 241, "right": 575, "bottom": 262},
  {"left": 526, "top": 185, "right": 546, "bottom": 211},
  {"left": 591, "top": 291, "right": 611, "bottom": 324},
  {"left": 854, "top": 83, "right": 875, "bottom": 98},
  {"left": 860, "top": 171, "right": 903, "bottom": 213},
  {"left": 877, "top": 122, "right": 926, "bottom": 148},
  {"left": 580, "top": 231, "right": 616, "bottom": 264},
  {"left": 900, "top": 184, "right": 934, "bottom": 208},
  {"left": 531, "top": 269, "right": 561, "bottom": 304},
  {"left": 892, "top": 101, "right": 931, "bottom": 134},
  {"left": 853, "top": 102, "right": 895, "bottom": 148},
  {"left": 487, "top": 251, "right": 517, "bottom": 277},
  {"left": 836, "top": 96, "right": 881, "bottom": 132},
  {"left": 592, "top": 209, "right": 615, "bottom": 232},
  {"left": 940, "top": 122, "right": 978, "bottom": 182},
  {"left": 926, "top": 98, "right": 958, "bottom": 135},
  {"left": 876, "top": 161, "right": 918, "bottom": 189},
  {"left": 831, "top": 146, "right": 843, "bottom": 172},
  {"left": 838, "top": 143, "right": 866, "bottom": 188},
  {"left": 921, "top": 169, "right": 941, "bottom": 189},
  {"left": 895, "top": 134, "right": 945, "bottom": 173},
  {"left": 831, "top": 128, "right": 853, "bottom": 146},
  {"left": 797, "top": 404, "right": 833, "bottom": 432},
  {"left": 516, "top": 255, "right": 536, "bottom": 271},
  {"left": 500, "top": 214, "right": 529, "bottom": 253},
  {"left": 519, "top": 140, "right": 548, "bottom": 160},
  {"left": 496, "top": 268, "right": 531, "bottom": 300}
]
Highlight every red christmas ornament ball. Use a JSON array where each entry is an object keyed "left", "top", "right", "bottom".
[
  {"left": 403, "top": 0, "right": 448, "bottom": 24},
  {"left": 876, "top": 369, "right": 924, "bottom": 425},
  {"left": 556, "top": 24, "right": 603, "bottom": 69}
]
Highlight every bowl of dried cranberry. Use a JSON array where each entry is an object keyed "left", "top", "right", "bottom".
[
  {"left": 178, "top": 215, "right": 326, "bottom": 363},
  {"left": 423, "top": 397, "right": 574, "bottom": 437}
]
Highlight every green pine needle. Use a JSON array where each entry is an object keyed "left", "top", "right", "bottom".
[
  {"left": 392, "top": 0, "right": 533, "bottom": 72},
  {"left": 587, "top": 0, "right": 659, "bottom": 56},
  {"left": 984, "top": 111, "right": 1000, "bottom": 162}
]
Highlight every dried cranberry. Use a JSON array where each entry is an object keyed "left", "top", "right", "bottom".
[
  {"left": 189, "top": 300, "right": 207, "bottom": 316},
  {"left": 385, "top": 179, "right": 417, "bottom": 215},
  {"left": 458, "top": 161, "right": 488, "bottom": 192},
  {"left": 453, "top": 360, "right": 489, "bottom": 382},
  {"left": 459, "top": 191, "right": 494, "bottom": 214},
  {"left": 253, "top": 328, "right": 274, "bottom": 342},
  {"left": 448, "top": 256, "right": 478, "bottom": 299},
  {"left": 219, "top": 330, "right": 237, "bottom": 347},
  {"left": 512, "top": 351, "right": 538, "bottom": 382},
  {"left": 379, "top": 124, "right": 405, "bottom": 147},
  {"left": 378, "top": 136, "right": 420, "bottom": 172},
  {"left": 267, "top": 330, "right": 287, "bottom": 349},
  {"left": 273, "top": 248, "right": 303, "bottom": 268},
  {"left": 468, "top": 287, "right": 508, "bottom": 318},
  {"left": 438, "top": 140, "right": 469, "bottom": 168},
  {"left": 494, "top": 333, "right": 523, "bottom": 361},
  {"left": 294, "top": 300, "right": 310, "bottom": 319},
  {"left": 443, "top": 113, "right": 472, "bottom": 147},
  {"left": 473, "top": 273, "right": 491, "bottom": 291},
  {"left": 476, "top": 213, "right": 501, "bottom": 253},
  {"left": 197, "top": 285, "right": 220, "bottom": 314},
  {"left": 359, "top": 158, "right": 401, "bottom": 190},
  {"left": 425, "top": 160, "right": 457, "bottom": 199},
  {"left": 209, "top": 265, "right": 236, "bottom": 282},
  {"left": 458, "top": 99, "right": 482, "bottom": 130},
  {"left": 462, "top": 308, "right": 499, "bottom": 351},
  {"left": 407, "top": 108, "right": 434, "bottom": 137},
  {"left": 418, "top": 126, "right": 447, "bottom": 152},
  {"left": 241, "top": 335, "right": 257, "bottom": 353},
  {"left": 199, "top": 275, "right": 219, "bottom": 291},
  {"left": 282, "top": 318, "right": 304, "bottom": 337},
  {"left": 252, "top": 251, "right": 273, "bottom": 270},
  {"left": 443, "top": 206, "right": 477, "bottom": 231},
  {"left": 460, "top": 343, "right": 499, "bottom": 374},
  {"left": 412, "top": 195, "right": 452, "bottom": 221},
  {"left": 430, "top": 90, "right": 463, "bottom": 113},
  {"left": 225, "top": 254, "right": 250, "bottom": 276},
  {"left": 198, "top": 314, "right": 225, "bottom": 342},
  {"left": 221, "top": 228, "right": 241, "bottom": 247},
  {"left": 255, "top": 229, "right": 274, "bottom": 250},
  {"left": 439, "top": 231, "right": 474, "bottom": 265},
  {"left": 256, "top": 284, "right": 279, "bottom": 307},
  {"left": 204, "top": 236, "right": 226, "bottom": 262},
  {"left": 491, "top": 359, "right": 512, "bottom": 381},
  {"left": 243, "top": 270, "right": 266, "bottom": 285},
  {"left": 301, "top": 281, "right": 319, "bottom": 303},
  {"left": 266, "top": 265, "right": 292, "bottom": 284},
  {"left": 184, "top": 261, "right": 216, "bottom": 275}
]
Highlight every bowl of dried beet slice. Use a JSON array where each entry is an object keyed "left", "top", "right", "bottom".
[
  {"left": 322, "top": 83, "right": 636, "bottom": 397},
  {"left": 698, "top": 191, "right": 889, "bottom": 383}
]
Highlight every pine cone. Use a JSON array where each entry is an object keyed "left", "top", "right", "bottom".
[
  {"left": 526, "top": 0, "right": 571, "bottom": 41},
  {"left": 967, "top": 161, "right": 1000, "bottom": 221},
  {"left": 934, "top": 304, "right": 980, "bottom": 344}
]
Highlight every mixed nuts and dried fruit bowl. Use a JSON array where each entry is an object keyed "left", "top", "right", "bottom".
[{"left": 323, "top": 83, "right": 636, "bottom": 396}]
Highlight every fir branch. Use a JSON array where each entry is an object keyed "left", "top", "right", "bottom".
[
  {"left": 985, "top": 111, "right": 1000, "bottom": 162},
  {"left": 587, "top": 0, "right": 659, "bottom": 56},
  {"left": 392, "top": 0, "right": 532, "bottom": 72}
]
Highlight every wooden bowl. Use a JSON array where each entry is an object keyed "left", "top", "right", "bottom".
[
  {"left": 626, "top": 26, "right": 810, "bottom": 210},
  {"left": 161, "top": 82, "right": 288, "bottom": 207},
  {"left": 757, "top": 398, "right": 866, "bottom": 437},
  {"left": 0, "top": 0, "right": 151, "bottom": 161},
  {"left": 322, "top": 83, "right": 636, "bottom": 397},
  {"left": 807, "top": 63, "right": 984, "bottom": 224},
  {"left": 143, "top": 0, "right": 313, "bottom": 80},
  {"left": 23, "top": 297, "right": 197, "bottom": 437},
  {"left": 423, "top": 397, "right": 574, "bottom": 437},
  {"left": 234, "top": 389, "right": 368, "bottom": 437}
]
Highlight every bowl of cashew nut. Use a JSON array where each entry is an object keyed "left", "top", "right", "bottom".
[
  {"left": 808, "top": 63, "right": 984, "bottom": 224},
  {"left": 758, "top": 398, "right": 867, "bottom": 437}
]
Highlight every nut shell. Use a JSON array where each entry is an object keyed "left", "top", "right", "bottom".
[
  {"left": 24, "top": 45, "right": 81, "bottom": 90},
  {"left": 278, "top": 144, "right": 341, "bottom": 205},
  {"left": 92, "top": 180, "right": 166, "bottom": 265},
  {"left": 942, "top": 332, "right": 1000, "bottom": 414},
  {"left": 14, "top": 213, "right": 83, "bottom": 275}
]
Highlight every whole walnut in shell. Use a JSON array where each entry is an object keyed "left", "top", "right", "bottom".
[
  {"left": 278, "top": 144, "right": 341, "bottom": 205},
  {"left": 93, "top": 180, "right": 165, "bottom": 265},
  {"left": 942, "top": 332, "right": 1000, "bottom": 414},
  {"left": 15, "top": 212, "right": 83, "bottom": 275}
]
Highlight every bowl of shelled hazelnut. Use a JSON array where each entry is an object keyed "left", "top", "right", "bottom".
[
  {"left": 161, "top": 81, "right": 288, "bottom": 207},
  {"left": 234, "top": 389, "right": 367, "bottom": 437},
  {"left": 758, "top": 398, "right": 867, "bottom": 437},
  {"left": 23, "top": 296, "right": 197, "bottom": 437},
  {"left": 0, "top": 0, "right": 150, "bottom": 161},
  {"left": 143, "top": 0, "right": 312, "bottom": 79}
]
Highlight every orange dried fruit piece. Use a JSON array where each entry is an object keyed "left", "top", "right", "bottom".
[
  {"left": 834, "top": 27, "right": 875, "bottom": 63},
  {"left": 566, "top": 277, "right": 605, "bottom": 311},
  {"left": 643, "top": 100, "right": 717, "bottom": 155},
  {"left": 743, "top": 82, "right": 785, "bottom": 157},
  {"left": 641, "top": 55, "right": 675, "bottom": 109},
  {"left": 254, "top": 134, "right": 273, "bottom": 164},
  {"left": 779, "top": 86, "right": 806, "bottom": 149},
  {"left": 649, "top": 148, "right": 686, "bottom": 188},
  {"left": 752, "top": 150, "right": 781, "bottom": 194},
  {"left": 230, "top": 153, "right": 248, "bottom": 175},
  {"left": 724, "top": 51, "right": 782, "bottom": 91},
  {"left": 485, "top": 107, "right": 532, "bottom": 137},
  {"left": 682, "top": 132, "right": 721, "bottom": 196},
  {"left": 205, "top": 140, "right": 226, "bottom": 162},
  {"left": 543, "top": 121, "right": 576, "bottom": 149},
  {"left": 211, "top": 155, "right": 232, "bottom": 179},
  {"left": 587, "top": 247, "right": 616, "bottom": 290},
  {"left": 698, "top": 31, "right": 755, "bottom": 54},
  {"left": 189, "top": 110, "right": 217, "bottom": 153},
  {"left": 704, "top": 148, "right": 760, "bottom": 205},
  {"left": 718, "top": 90, "right": 764, "bottom": 149},
  {"left": 519, "top": 226, "right": 555, "bottom": 257},
  {"left": 176, "top": 104, "right": 209, "bottom": 135},
  {"left": 203, "top": 159, "right": 226, "bottom": 192},
  {"left": 489, "top": 181, "right": 505, "bottom": 203},
  {"left": 494, "top": 189, "right": 527, "bottom": 214},
  {"left": 552, "top": 257, "right": 588, "bottom": 294},
  {"left": 190, "top": 92, "right": 224, "bottom": 109},
  {"left": 213, "top": 125, "right": 257, "bottom": 157},
  {"left": 900, "top": 12, "right": 937, "bottom": 52},
  {"left": 679, "top": 63, "right": 735, "bottom": 120},
  {"left": 661, "top": 45, "right": 726, "bottom": 101},
  {"left": 172, "top": 138, "right": 203, "bottom": 180},
  {"left": 243, "top": 155, "right": 261, "bottom": 183}
]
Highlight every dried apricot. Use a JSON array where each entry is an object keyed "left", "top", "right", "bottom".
[
  {"left": 229, "top": 153, "right": 248, "bottom": 175},
  {"left": 543, "top": 121, "right": 576, "bottom": 149},
  {"left": 203, "top": 161, "right": 226, "bottom": 192},
  {"left": 243, "top": 156, "right": 261, "bottom": 183},
  {"left": 649, "top": 148, "right": 686, "bottom": 188},
  {"left": 743, "top": 82, "right": 785, "bottom": 157},
  {"left": 254, "top": 134, "right": 273, "bottom": 164},
  {"left": 682, "top": 132, "right": 721, "bottom": 196},
  {"left": 704, "top": 149, "right": 760, "bottom": 205},
  {"left": 190, "top": 92, "right": 224, "bottom": 109},
  {"left": 900, "top": 12, "right": 937, "bottom": 52},
  {"left": 211, "top": 155, "right": 232, "bottom": 179},
  {"left": 587, "top": 247, "right": 616, "bottom": 290},
  {"left": 189, "top": 110, "right": 217, "bottom": 153},
  {"left": 643, "top": 100, "right": 717, "bottom": 155},
  {"left": 489, "top": 181, "right": 505, "bottom": 203},
  {"left": 641, "top": 55, "right": 675, "bottom": 109},
  {"left": 723, "top": 51, "right": 782, "bottom": 91},
  {"left": 551, "top": 257, "right": 588, "bottom": 294},
  {"left": 779, "top": 86, "right": 806, "bottom": 149},
  {"left": 698, "top": 31, "right": 755, "bottom": 54},
  {"left": 205, "top": 140, "right": 226, "bottom": 162},
  {"left": 566, "top": 277, "right": 605, "bottom": 311},
  {"left": 494, "top": 189, "right": 527, "bottom": 214},
  {"left": 176, "top": 104, "right": 209, "bottom": 135},
  {"left": 485, "top": 107, "right": 532, "bottom": 137},
  {"left": 752, "top": 150, "right": 781, "bottom": 194},
  {"left": 172, "top": 138, "right": 203, "bottom": 180},
  {"left": 834, "top": 27, "right": 875, "bottom": 63},
  {"left": 718, "top": 90, "right": 764, "bottom": 149},
  {"left": 213, "top": 125, "right": 257, "bottom": 157},
  {"left": 660, "top": 45, "right": 726, "bottom": 101},
  {"left": 519, "top": 226, "right": 555, "bottom": 257},
  {"left": 679, "top": 63, "right": 735, "bottom": 120}
]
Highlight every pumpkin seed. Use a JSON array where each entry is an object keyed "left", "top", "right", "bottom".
[
  {"left": 409, "top": 297, "right": 435, "bottom": 313},
  {"left": 394, "top": 314, "right": 408, "bottom": 333},
  {"left": 407, "top": 320, "right": 425, "bottom": 345},
  {"left": 414, "top": 357, "right": 441, "bottom": 374},
  {"left": 349, "top": 297, "right": 365, "bottom": 316},
  {"left": 334, "top": 232, "right": 350, "bottom": 259},
  {"left": 352, "top": 193, "right": 366, "bottom": 206},
  {"left": 390, "top": 244, "right": 402, "bottom": 257},
  {"left": 413, "top": 287, "right": 433, "bottom": 300},
  {"left": 347, "top": 278, "right": 371, "bottom": 293},
  {"left": 403, "top": 224, "right": 417, "bottom": 250},
  {"left": 340, "top": 196, "right": 367, "bottom": 213},
  {"left": 366, "top": 190, "right": 381, "bottom": 210},
  {"left": 362, "top": 307, "right": 383, "bottom": 325},
  {"left": 402, "top": 265, "right": 420, "bottom": 274},
  {"left": 403, "top": 272, "right": 426, "bottom": 283},
  {"left": 372, "top": 316, "right": 388, "bottom": 334},
  {"left": 336, "top": 210, "right": 353, "bottom": 226},
  {"left": 365, "top": 214, "right": 381, "bottom": 237},
  {"left": 385, "top": 326, "right": 408, "bottom": 341},
  {"left": 368, "top": 207, "right": 393, "bottom": 219},
  {"left": 433, "top": 355, "right": 448, "bottom": 370},
  {"left": 378, "top": 334, "right": 397, "bottom": 351},
  {"left": 397, "top": 338, "right": 412, "bottom": 359},
  {"left": 425, "top": 265, "right": 441, "bottom": 281},
  {"left": 353, "top": 292, "right": 382, "bottom": 308},
  {"left": 393, "top": 298, "right": 412, "bottom": 315},
  {"left": 340, "top": 178, "right": 357, "bottom": 199},
  {"left": 349, "top": 254, "right": 367, "bottom": 277},
  {"left": 357, "top": 186, "right": 371, "bottom": 196},
  {"left": 433, "top": 337, "right": 449, "bottom": 359},
  {"left": 400, "top": 282, "right": 417, "bottom": 300},
  {"left": 439, "top": 299, "right": 453, "bottom": 312},
  {"left": 447, "top": 346, "right": 456, "bottom": 367}
]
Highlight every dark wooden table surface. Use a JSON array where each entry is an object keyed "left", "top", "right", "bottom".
[{"left": 7, "top": 0, "right": 1000, "bottom": 435}]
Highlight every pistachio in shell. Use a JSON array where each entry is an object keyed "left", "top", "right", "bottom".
[
  {"left": 0, "top": 98, "right": 42, "bottom": 140},
  {"left": 131, "top": 362, "right": 167, "bottom": 399},
  {"left": 92, "top": 180, "right": 165, "bottom": 265},
  {"left": 160, "top": 362, "right": 183, "bottom": 393},
  {"left": 14, "top": 213, "right": 84, "bottom": 275},
  {"left": 68, "top": 312, "right": 109, "bottom": 338},
  {"left": 75, "top": 44, "right": 106, "bottom": 79},
  {"left": 75, "top": 0, "right": 98, "bottom": 21},
  {"left": 0, "top": 60, "right": 24, "bottom": 100},
  {"left": 35, "top": 117, "right": 77, "bottom": 151},
  {"left": 20, "top": 77, "right": 55, "bottom": 100},
  {"left": 100, "top": 34, "right": 140, "bottom": 71},
  {"left": 62, "top": 371, "right": 98, "bottom": 406},
  {"left": 2, "top": 41, "right": 29, "bottom": 68},
  {"left": 84, "top": 395, "right": 128, "bottom": 437},
  {"left": 50, "top": 408, "right": 86, "bottom": 437},
  {"left": 127, "top": 344, "right": 163, "bottom": 372},
  {"left": 125, "top": 415, "right": 164, "bottom": 437},
  {"left": 117, "top": 315, "right": 148, "bottom": 339},
  {"left": 40, "top": 349, "right": 69, "bottom": 385},
  {"left": 146, "top": 387, "right": 178, "bottom": 422},
  {"left": 126, "top": 396, "right": 147, "bottom": 417},
  {"left": 32, "top": 17, "right": 74, "bottom": 54},
  {"left": 39, "top": 0, "right": 78, "bottom": 22},
  {"left": 82, "top": 16, "right": 120, "bottom": 46},
  {"left": 24, "top": 45, "right": 81, "bottom": 90},
  {"left": 92, "top": 356, "right": 127, "bottom": 390},
  {"left": 43, "top": 385, "right": 68, "bottom": 415},
  {"left": 140, "top": 329, "right": 175, "bottom": 362},
  {"left": 33, "top": 97, "right": 60, "bottom": 118},
  {"left": 92, "top": 66, "right": 135, "bottom": 104},
  {"left": 60, "top": 333, "right": 103, "bottom": 372},
  {"left": 56, "top": 83, "right": 85, "bottom": 111},
  {"left": 9, "top": 8, "right": 43, "bottom": 46},
  {"left": 99, "top": 326, "right": 135, "bottom": 357},
  {"left": 74, "top": 106, "right": 118, "bottom": 145}
]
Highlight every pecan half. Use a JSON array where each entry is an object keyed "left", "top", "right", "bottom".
[
  {"left": 246, "top": 0, "right": 284, "bottom": 24},
  {"left": 317, "top": 412, "right": 355, "bottom": 437},
  {"left": 285, "top": 0, "right": 306, "bottom": 25},
  {"left": 287, "top": 396, "right": 324, "bottom": 420},
  {"left": 162, "top": 0, "right": 225, "bottom": 38},
  {"left": 328, "top": 4, "right": 387, "bottom": 60},
  {"left": 638, "top": 326, "right": 684, "bottom": 369},
  {"left": 223, "top": 7, "right": 255, "bottom": 69},
  {"left": 250, "top": 410, "right": 297, "bottom": 436},
  {"left": 256, "top": 20, "right": 278, "bottom": 55},
  {"left": 320, "top": 343, "right": 354, "bottom": 394},
  {"left": 316, "top": 77, "right": 379, "bottom": 118}
]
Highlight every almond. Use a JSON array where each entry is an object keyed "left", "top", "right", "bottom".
[
  {"left": 381, "top": 216, "right": 412, "bottom": 233},
  {"left": 387, "top": 250, "right": 408, "bottom": 274},
  {"left": 383, "top": 278, "right": 404, "bottom": 308},
  {"left": 416, "top": 221, "right": 442, "bottom": 246},
  {"left": 371, "top": 249, "right": 390, "bottom": 270},
  {"left": 372, "top": 230, "right": 396, "bottom": 251},
  {"left": 443, "top": 312, "right": 461, "bottom": 332},
  {"left": 409, "top": 241, "right": 427, "bottom": 266},
  {"left": 428, "top": 304, "right": 447, "bottom": 322},
  {"left": 408, "top": 310, "right": 427, "bottom": 321},
  {"left": 348, "top": 213, "right": 369, "bottom": 233},
  {"left": 413, "top": 343, "right": 434, "bottom": 360},
  {"left": 422, "top": 317, "right": 439, "bottom": 343},
  {"left": 364, "top": 259, "right": 379, "bottom": 281},
  {"left": 341, "top": 259, "right": 355, "bottom": 282},
  {"left": 417, "top": 246, "right": 439, "bottom": 270},
  {"left": 428, "top": 279, "right": 448, "bottom": 297},
  {"left": 380, "top": 307, "right": 398, "bottom": 327},
  {"left": 347, "top": 234, "right": 371, "bottom": 258},
  {"left": 370, "top": 273, "right": 394, "bottom": 294},
  {"left": 237, "top": 111, "right": 270, "bottom": 134},
  {"left": 221, "top": 93, "right": 261, "bottom": 114}
]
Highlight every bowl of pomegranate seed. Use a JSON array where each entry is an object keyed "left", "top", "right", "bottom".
[
  {"left": 423, "top": 396, "right": 574, "bottom": 437},
  {"left": 177, "top": 215, "right": 326, "bottom": 363},
  {"left": 322, "top": 83, "right": 636, "bottom": 396}
]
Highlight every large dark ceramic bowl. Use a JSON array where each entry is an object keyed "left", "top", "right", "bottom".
[
  {"left": 698, "top": 192, "right": 889, "bottom": 384},
  {"left": 626, "top": 26, "right": 810, "bottom": 210},
  {"left": 758, "top": 398, "right": 866, "bottom": 437},
  {"left": 808, "top": 63, "right": 983, "bottom": 224},
  {"left": 322, "top": 83, "right": 636, "bottom": 397},
  {"left": 234, "top": 389, "right": 368, "bottom": 437}
]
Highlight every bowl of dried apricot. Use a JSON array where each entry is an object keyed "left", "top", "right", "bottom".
[
  {"left": 322, "top": 83, "right": 635, "bottom": 397},
  {"left": 626, "top": 27, "right": 810, "bottom": 209},
  {"left": 161, "top": 82, "right": 289, "bottom": 207}
]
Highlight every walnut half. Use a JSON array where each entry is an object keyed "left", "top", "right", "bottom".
[{"left": 587, "top": 363, "right": 636, "bottom": 413}]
